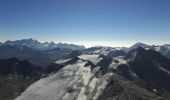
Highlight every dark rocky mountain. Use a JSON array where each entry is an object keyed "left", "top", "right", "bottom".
[
  {"left": 0, "top": 45, "right": 73, "bottom": 67},
  {"left": 64, "top": 50, "right": 82, "bottom": 58},
  {"left": 125, "top": 47, "right": 170, "bottom": 93},
  {"left": 0, "top": 58, "right": 45, "bottom": 77},
  {"left": 97, "top": 47, "right": 170, "bottom": 99},
  {"left": 107, "top": 50, "right": 126, "bottom": 58},
  {"left": 42, "top": 47, "right": 73, "bottom": 63},
  {"left": 119, "top": 42, "right": 170, "bottom": 60},
  {"left": 4, "top": 38, "right": 85, "bottom": 51},
  {"left": 0, "top": 58, "right": 45, "bottom": 100},
  {"left": 165, "top": 51, "right": 170, "bottom": 59}
]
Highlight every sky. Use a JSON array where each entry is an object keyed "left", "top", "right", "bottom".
[{"left": 0, "top": 0, "right": 170, "bottom": 47}]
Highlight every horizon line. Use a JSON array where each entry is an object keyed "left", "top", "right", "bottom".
[{"left": 0, "top": 38, "right": 170, "bottom": 48}]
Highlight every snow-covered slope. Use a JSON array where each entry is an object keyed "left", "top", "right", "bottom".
[
  {"left": 15, "top": 55, "right": 114, "bottom": 100},
  {"left": 78, "top": 54, "right": 102, "bottom": 65},
  {"left": 15, "top": 52, "right": 169, "bottom": 100}
]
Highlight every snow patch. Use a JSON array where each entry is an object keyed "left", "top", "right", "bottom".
[
  {"left": 92, "top": 73, "right": 114, "bottom": 100},
  {"left": 78, "top": 54, "right": 102, "bottom": 65},
  {"left": 55, "top": 58, "right": 71, "bottom": 64}
]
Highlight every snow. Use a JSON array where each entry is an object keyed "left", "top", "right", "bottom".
[
  {"left": 15, "top": 59, "right": 101, "bottom": 100},
  {"left": 89, "top": 77, "right": 98, "bottom": 91},
  {"left": 154, "top": 46, "right": 161, "bottom": 51},
  {"left": 87, "top": 47, "right": 117, "bottom": 55},
  {"left": 15, "top": 60, "right": 87, "bottom": 100},
  {"left": 108, "top": 56, "right": 127, "bottom": 69},
  {"left": 15, "top": 54, "right": 119, "bottom": 100},
  {"left": 78, "top": 54, "right": 102, "bottom": 65},
  {"left": 77, "top": 87, "right": 87, "bottom": 100},
  {"left": 92, "top": 73, "right": 114, "bottom": 100},
  {"left": 114, "top": 56, "right": 127, "bottom": 64},
  {"left": 55, "top": 58, "right": 71, "bottom": 64},
  {"left": 109, "top": 61, "right": 118, "bottom": 69},
  {"left": 96, "top": 47, "right": 116, "bottom": 55},
  {"left": 158, "top": 66, "right": 170, "bottom": 75}
]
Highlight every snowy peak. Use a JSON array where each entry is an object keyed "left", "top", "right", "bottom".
[
  {"left": 129, "top": 42, "right": 152, "bottom": 51},
  {"left": 85, "top": 46, "right": 116, "bottom": 55},
  {"left": 129, "top": 46, "right": 146, "bottom": 54},
  {"left": 84, "top": 46, "right": 126, "bottom": 58}
]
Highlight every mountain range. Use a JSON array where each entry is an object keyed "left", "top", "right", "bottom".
[
  {"left": 4, "top": 38, "right": 85, "bottom": 51},
  {"left": 1, "top": 39, "right": 170, "bottom": 58},
  {"left": 0, "top": 39, "right": 170, "bottom": 100},
  {"left": 0, "top": 39, "right": 170, "bottom": 67},
  {"left": 0, "top": 39, "right": 86, "bottom": 66},
  {"left": 0, "top": 44, "right": 73, "bottom": 67},
  {"left": 3, "top": 38, "right": 85, "bottom": 51},
  {"left": 15, "top": 46, "right": 170, "bottom": 100}
]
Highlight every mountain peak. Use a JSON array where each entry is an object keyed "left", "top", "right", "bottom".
[
  {"left": 129, "top": 42, "right": 152, "bottom": 51},
  {"left": 132, "top": 42, "right": 151, "bottom": 47},
  {"left": 125, "top": 46, "right": 149, "bottom": 62}
]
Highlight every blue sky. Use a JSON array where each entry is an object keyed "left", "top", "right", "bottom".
[{"left": 0, "top": 0, "right": 170, "bottom": 47}]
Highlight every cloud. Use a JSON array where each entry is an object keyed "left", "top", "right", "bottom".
[
  {"left": 54, "top": 40, "right": 170, "bottom": 48},
  {"left": 56, "top": 40, "right": 135, "bottom": 48}
]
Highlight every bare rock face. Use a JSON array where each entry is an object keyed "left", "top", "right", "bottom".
[{"left": 0, "top": 58, "right": 45, "bottom": 100}]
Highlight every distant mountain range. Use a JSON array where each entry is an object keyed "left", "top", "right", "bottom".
[
  {"left": 0, "top": 45, "right": 73, "bottom": 67},
  {"left": 1, "top": 39, "right": 170, "bottom": 56},
  {"left": 0, "top": 39, "right": 83, "bottom": 67},
  {"left": 83, "top": 42, "right": 170, "bottom": 59},
  {"left": 0, "top": 39, "right": 170, "bottom": 67},
  {"left": 3, "top": 38, "right": 85, "bottom": 51}
]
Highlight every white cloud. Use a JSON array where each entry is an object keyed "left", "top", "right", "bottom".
[
  {"left": 54, "top": 40, "right": 136, "bottom": 48},
  {"left": 54, "top": 40, "right": 170, "bottom": 48}
]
